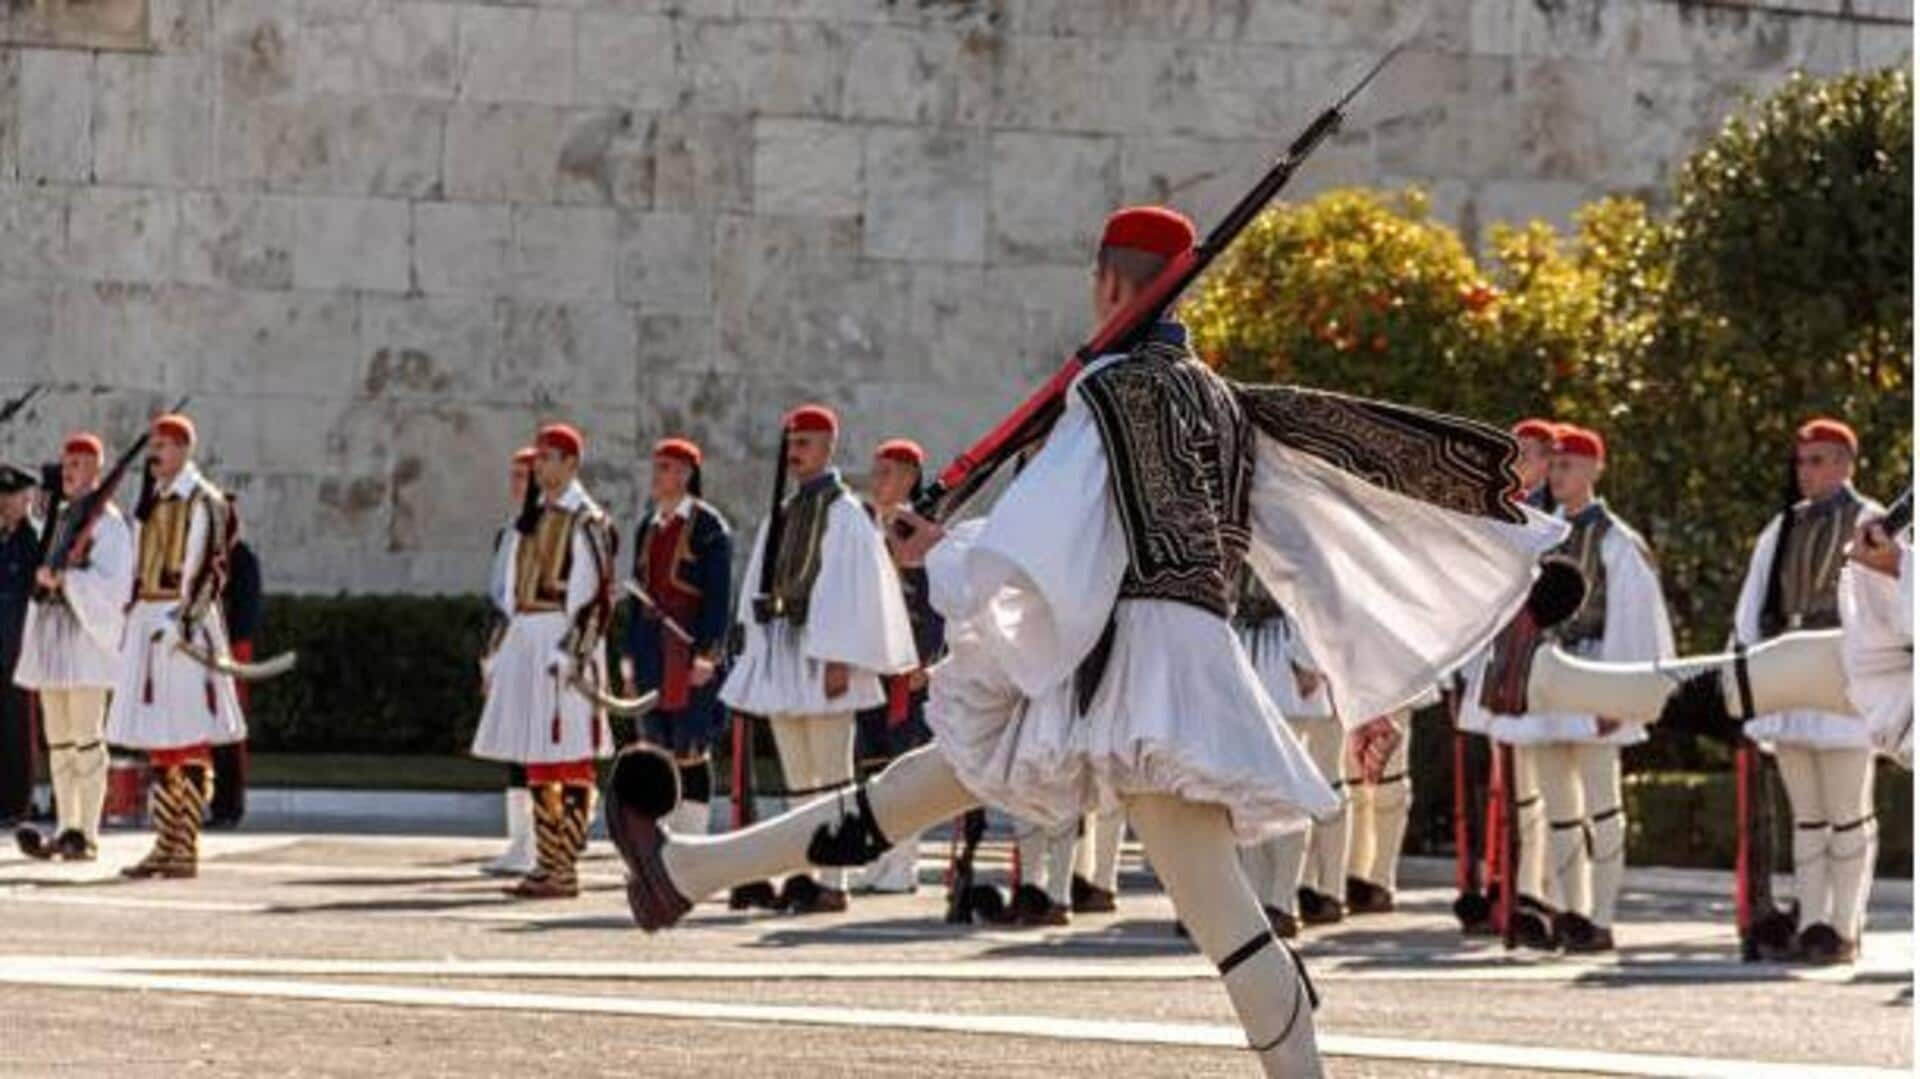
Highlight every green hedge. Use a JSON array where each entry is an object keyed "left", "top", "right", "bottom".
[{"left": 251, "top": 594, "right": 493, "bottom": 755}]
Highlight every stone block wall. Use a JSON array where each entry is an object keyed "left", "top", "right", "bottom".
[{"left": 0, "top": 0, "right": 1908, "bottom": 592}]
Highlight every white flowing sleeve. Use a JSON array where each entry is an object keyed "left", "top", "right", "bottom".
[
  {"left": 563, "top": 520, "right": 600, "bottom": 619},
  {"left": 488, "top": 529, "right": 516, "bottom": 615},
  {"left": 172, "top": 498, "right": 211, "bottom": 620},
  {"left": 66, "top": 509, "right": 133, "bottom": 654},
  {"left": 1244, "top": 434, "right": 1567, "bottom": 728},
  {"left": 1731, "top": 517, "right": 1780, "bottom": 648},
  {"left": 735, "top": 519, "right": 768, "bottom": 625},
  {"left": 925, "top": 396, "right": 1126, "bottom": 697},
  {"left": 1598, "top": 529, "right": 1675, "bottom": 666},
  {"left": 801, "top": 498, "right": 918, "bottom": 675},
  {"left": 1900, "top": 541, "right": 1913, "bottom": 637}
]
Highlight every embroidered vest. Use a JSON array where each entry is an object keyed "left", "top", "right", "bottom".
[
  {"left": 1763, "top": 488, "right": 1868, "bottom": 637},
  {"left": 1552, "top": 503, "right": 1622, "bottom": 649},
  {"left": 1079, "top": 334, "right": 1253, "bottom": 620},
  {"left": 136, "top": 485, "right": 224, "bottom": 602},
  {"left": 513, "top": 506, "right": 576, "bottom": 614},
  {"left": 639, "top": 510, "right": 701, "bottom": 624},
  {"left": 766, "top": 472, "right": 846, "bottom": 626}
]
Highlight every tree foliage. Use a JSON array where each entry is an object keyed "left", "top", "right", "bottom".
[{"left": 1187, "top": 68, "right": 1912, "bottom": 656}]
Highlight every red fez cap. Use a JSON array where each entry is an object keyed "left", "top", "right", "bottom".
[
  {"left": 1511, "top": 418, "right": 1559, "bottom": 444},
  {"left": 64, "top": 432, "right": 105, "bottom": 460},
  {"left": 511, "top": 445, "right": 537, "bottom": 466},
  {"left": 1100, "top": 206, "right": 1197, "bottom": 260},
  {"left": 1554, "top": 426, "right": 1606, "bottom": 463},
  {"left": 654, "top": 437, "right": 703, "bottom": 468},
  {"left": 536, "top": 423, "right": 584, "bottom": 459},
  {"left": 875, "top": 438, "right": 925, "bottom": 467},
  {"left": 151, "top": 413, "right": 196, "bottom": 447},
  {"left": 1796, "top": 417, "right": 1858, "bottom": 454},
  {"left": 785, "top": 404, "right": 839, "bottom": 435}
]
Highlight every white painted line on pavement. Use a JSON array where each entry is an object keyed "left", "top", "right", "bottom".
[{"left": 0, "top": 963, "right": 1898, "bottom": 1078}]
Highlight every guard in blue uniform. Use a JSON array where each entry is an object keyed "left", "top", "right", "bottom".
[{"left": 622, "top": 437, "right": 733, "bottom": 837}]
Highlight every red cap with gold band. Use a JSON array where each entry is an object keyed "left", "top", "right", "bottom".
[
  {"left": 1796, "top": 417, "right": 1858, "bottom": 455},
  {"left": 1100, "top": 206, "right": 1197, "bottom": 259},
  {"left": 654, "top": 437, "right": 703, "bottom": 468},
  {"left": 1553, "top": 425, "right": 1606, "bottom": 463},
  {"left": 785, "top": 404, "right": 839, "bottom": 435},
  {"left": 875, "top": 438, "right": 925, "bottom": 467},
  {"left": 151, "top": 413, "right": 196, "bottom": 447},
  {"left": 64, "top": 432, "right": 105, "bottom": 460},
  {"left": 510, "top": 445, "right": 537, "bottom": 466},
  {"left": 1511, "top": 418, "right": 1559, "bottom": 444},
  {"left": 536, "top": 423, "right": 584, "bottom": 460}
]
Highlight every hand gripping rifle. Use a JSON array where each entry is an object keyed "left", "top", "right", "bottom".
[
  {"left": 37, "top": 396, "right": 190, "bottom": 600},
  {"left": 903, "top": 45, "right": 1404, "bottom": 528}
]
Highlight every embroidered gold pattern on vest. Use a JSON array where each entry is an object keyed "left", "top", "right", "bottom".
[
  {"left": 136, "top": 496, "right": 194, "bottom": 600},
  {"left": 514, "top": 507, "right": 574, "bottom": 614}
]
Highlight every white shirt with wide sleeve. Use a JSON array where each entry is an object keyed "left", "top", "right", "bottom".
[
  {"left": 17, "top": 502, "right": 133, "bottom": 690},
  {"left": 720, "top": 487, "right": 917, "bottom": 717},
  {"left": 922, "top": 358, "right": 1564, "bottom": 841}
]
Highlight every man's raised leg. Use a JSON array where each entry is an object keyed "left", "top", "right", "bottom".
[{"left": 611, "top": 743, "right": 976, "bottom": 930}]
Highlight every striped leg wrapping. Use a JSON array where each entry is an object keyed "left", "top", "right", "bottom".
[{"left": 531, "top": 784, "right": 568, "bottom": 885}]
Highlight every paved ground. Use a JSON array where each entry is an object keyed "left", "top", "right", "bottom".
[{"left": 0, "top": 831, "right": 1908, "bottom": 1078}]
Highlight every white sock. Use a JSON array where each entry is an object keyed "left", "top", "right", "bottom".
[
  {"left": 1587, "top": 808, "right": 1626, "bottom": 928},
  {"left": 1792, "top": 820, "right": 1832, "bottom": 927},
  {"left": 1828, "top": 815, "right": 1877, "bottom": 942}
]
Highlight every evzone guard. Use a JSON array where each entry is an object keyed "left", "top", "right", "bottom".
[
  {"left": 608, "top": 205, "right": 1566, "bottom": 1075},
  {"left": 470, "top": 424, "right": 617, "bottom": 900},
  {"left": 1452, "top": 418, "right": 1560, "bottom": 936},
  {"left": 1488, "top": 466, "right": 1910, "bottom": 968},
  {"left": 621, "top": 438, "right": 733, "bottom": 840},
  {"left": 853, "top": 438, "right": 945, "bottom": 897},
  {"left": 107, "top": 414, "right": 247, "bottom": 879},
  {"left": 14, "top": 432, "right": 134, "bottom": 861},
  {"left": 481, "top": 445, "right": 540, "bottom": 878},
  {"left": 714, "top": 405, "right": 917, "bottom": 915},
  {"left": 1726, "top": 419, "right": 1883, "bottom": 963},
  {"left": 1467, "top": 426, "right": 1675, "bottom": 953}
]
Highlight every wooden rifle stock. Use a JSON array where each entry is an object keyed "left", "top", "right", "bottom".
[{"left": 910, "top": 45, "right": 1402, "bottom": 523}]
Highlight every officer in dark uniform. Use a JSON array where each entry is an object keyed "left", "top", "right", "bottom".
[
  {"left": 210, "top": 533, "right": 263, "bottom": 828},
  {"left": 0, "top": 463, "right": 43, "bottom": 824}
]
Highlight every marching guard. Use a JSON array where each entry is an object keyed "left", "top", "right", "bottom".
[
  {"left": 717, "top": 404, "right": 917, "bottom": 914},
  {"left": 1478, "top": 426, "right": 1674, "bottom": 952},
  {"left": 107, "top": 414, "right": 246, "bottom": 879},
  {"left": 609, "top": 205, "right": 1565, "bottom": 1075},
  {"left": 470, "top": 424, "right": 617, "bottom": 899},
  {"left": 1345, "top": 702, "right": 1421, "bottom": 914},
  {"left": 622, "top": 438, "right": 733, "bottom": 839},
  {"left": 14, "top": 433, "right": 133, "bottom": 860}
]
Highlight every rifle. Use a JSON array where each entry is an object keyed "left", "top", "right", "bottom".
[
  {"left": 38, "top": 396, "right": 190, "bottom": 599},
  {"left": 623, "top": 580, "right": 697, "bottom": 646},
  {"left": 0, "top": 384, "right": 44, "bottom": 426},
  {"left": 905, "top": 45, "right": 1403, "bottom": 527},
  {"left": 749, "top": 423, "right": 792, "bottom": 622}
]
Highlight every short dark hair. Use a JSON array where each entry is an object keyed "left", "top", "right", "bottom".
[{"left": 1096, "top": 245, "right": 1168, "bottom": 288}]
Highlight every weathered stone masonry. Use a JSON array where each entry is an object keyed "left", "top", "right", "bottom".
[{"left": 0, "top": 0, "right": 1907, "bottom": 592}]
